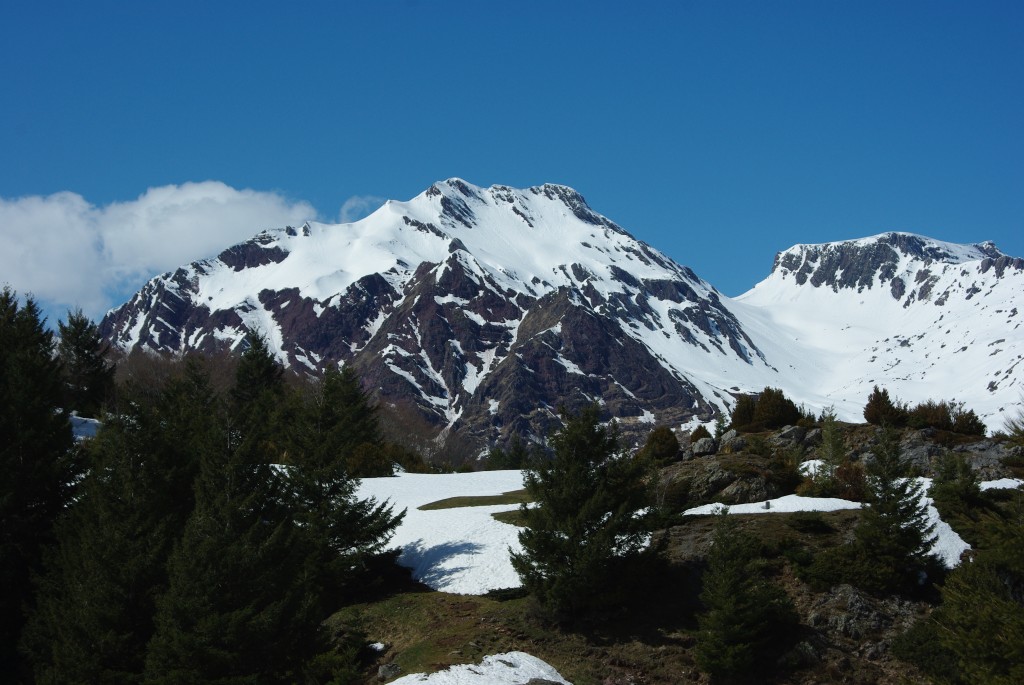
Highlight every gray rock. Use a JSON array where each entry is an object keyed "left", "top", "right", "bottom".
[
  {"left": 771, "top": 425, "right": 807, "bottom": 446},
  {"left": 719, "top": 433, "right": 747, "bottom": 454},
  {"left": 692, "top": 437, "right": 718, "bottom": 456},
  {"left": 378, "top": 663, "right": 402, "bottom": 681}
]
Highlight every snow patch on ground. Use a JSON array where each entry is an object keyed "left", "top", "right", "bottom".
[
  {"left": 356, "top": 471, "right": 525, "bottom": 594},
  {"left": 389, "top": 651, "right": 570, "bottom": 685}
]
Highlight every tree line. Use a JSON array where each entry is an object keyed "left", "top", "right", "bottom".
[{"left": 2, "top": 288, "right": 405, "bottom": 683}]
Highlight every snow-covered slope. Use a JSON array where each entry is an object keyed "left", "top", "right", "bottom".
[
  {"left": 101, "top": 179, "right": 771, "bottom": 448},
  {"left": 731, "top": 232, "right": 1024, "bottom": 427},
  {"left": 100, "top": 183, "right": 1024, "bottom": 448}
]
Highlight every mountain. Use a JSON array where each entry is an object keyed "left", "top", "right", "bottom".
[
  {"left": 100, "top": 180, "right": 1024, "bottom": 453},
  {"left": 731, "top": 232, "right": 1024, "bottom": 428}
]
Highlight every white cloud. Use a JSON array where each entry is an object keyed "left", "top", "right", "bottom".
[
  {"left": 338, "top": 194, "right": 385, "bottom": 223},
  {"left": 0, "top": 181, "right": 316, "bottom": 322}
]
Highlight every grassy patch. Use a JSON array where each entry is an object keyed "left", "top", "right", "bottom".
[
  {"left": 417, "top": 489, "right": 532, "bottom": 511},
  {"left": 327, "top": 578, "right": 702, "bottom": 685},
  {"left": 491, "top": 509, "right": 528, "bottom": 527}
]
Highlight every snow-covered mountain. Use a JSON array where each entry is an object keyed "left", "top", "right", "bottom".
[
  {"left": 100, "top": 180, "right": 1024, "bottom": 449},
  {"left": 732, "top": 232, "right": 1024, "bottom": 428}
]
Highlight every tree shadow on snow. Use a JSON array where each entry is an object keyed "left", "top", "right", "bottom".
[{"left": 399, "top": 539, "right": 485, "bottom": 590}]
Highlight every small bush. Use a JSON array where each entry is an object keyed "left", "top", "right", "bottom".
[
  {"left": 752, "top": 387, "right": 802, "bottom": 429},
  {"left": 864, "top": 385, "right": 908, "bottom": 426},
  {"left": 905, "top": 399, "right": 986, "bottom": 436},
  {"left": 730, "top": 395, "right": 756, "bottom": 430},
  {"left": 690, "top": 424, "right": 712, "bottom": 443}
]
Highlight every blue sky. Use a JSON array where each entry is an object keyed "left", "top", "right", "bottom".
[{"left": 2, "top": 1, "right": 1021, "bottom": 324}]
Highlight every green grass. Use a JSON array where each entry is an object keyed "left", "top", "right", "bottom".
[
  {"left": 417, "top": 489, "right": 532, "bottom": 511},
  {"left": 491, "top": 509, "right": 528, "bottom": 527},
  {"left": 327, "top": 580, "right": 702, "bottom": 685}
]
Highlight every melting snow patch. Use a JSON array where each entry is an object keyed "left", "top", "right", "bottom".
[
  {"left": 389, "top": 651, "right": 570, "bottom": 685},
  {"left": 980, "top": 477, "right": 1024, "bottom": 490},
  {"left": 355, "top": 471, "right": 526, "bottom": 594}
]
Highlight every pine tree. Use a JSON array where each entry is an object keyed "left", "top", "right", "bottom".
[
  {"left": 510, "top": 405, "right": 662, "bottom": 619},
  {"left": 284, "top": 367, "right": 404, "bottom": 605},
  {"left": 57, "top": 308, "right": 114, "bottom": 418},
  {"left": 487, "top": 435, "right": 532, "bottom": 470},
  {"left": 863, "top": 385, "right": 907, "bottom": 426},
  {"left": 807, "top": 407, "right": 847, "bottom": 496},
  {"left": 0, "top": 288, "right": 76, "bottom": 678},
  {"left": 854, "top": 425, "right": 937, "bottom": 594},
  {"left": 934, "top": 514, "right": 1024, "bottom": 684},
  {"left": 637, "top": 425, "right": 681, "bottom": 465},
  {"left": 695, "top": 512, "right": 798, "bottom": 681},
  {"left": 145, "top": 352, "right": 319, "bottom": 683},
  {"left": 752, "top": 387, "right": 801, "bottom": 429},
  {"left": 24, "top": 360, "right": 215, "bottom": 683},
  {"left": 730, "top": 395, "right": 756, "bottom": 430}
]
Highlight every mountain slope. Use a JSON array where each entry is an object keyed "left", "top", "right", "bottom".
[
  {"left": 731, "top": 232, "right": 1024, "bottom": 426},
  {"left": 101, "top": 180, "right": 772, "bottom": 452},
  {"left": 100, "top": 183, "right": 1024, "bottom": 452}
]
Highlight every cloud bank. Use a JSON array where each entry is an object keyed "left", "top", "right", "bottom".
[{"left": 0, "top": 182, "right": 316, "bottom": 322}]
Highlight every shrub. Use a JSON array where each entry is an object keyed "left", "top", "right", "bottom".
[
  {"left": 690, "top": 424, "right": 712, "bottom": 443},
  {"left": 752, "top": 387, "right": 802, "bottom": 430},
  {"left": 730, "top": 395, "right": 756, "bottom": 430},
  {"left": 863, "top": 386, "right": 908, "bottom": 426},
  {"left": 637, "top": 425, "right": 682, "bottom": 465},
  {"left": 1004, "top": 395, "right": 1024, "bottom": 446}
]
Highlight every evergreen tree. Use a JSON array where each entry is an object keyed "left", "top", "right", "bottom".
[
  {"left": 487, "top": 434, "right": 532, "bottom": 470},
  {"left": 510, "top": 405, "right": 662, "bottom": 619},
  {"left": 695, "top": 512, "right": 798, "bottom": 682},
  {"left": 806, "top": 407, "right": 847, "bottom": 496},
  {"left": 228, "top": 332, "right": 284, "bottom": 451},
  {"left": 145, "top": 353, "right": 318, "bottom": 683},
  {"left": 24, "top": 360, "right": 215, "bottom": 683},
  {"left": 863, "top": 385, "right": 907, "bottom": 426},
  {"left": 0, "top": 288, "right": 76, "bottom": 678},
  {"left": 57, "top": 308, "right": 114, "bottom": 418},
  {"left": 751, "top": 387, "right": 801, "bottom": 429},
  {"left": 730, "top": 395, "right": 756, "bottom": 430},
  {"left": 637, "top": 425, "right": 681, "bottom": 465},
  {"left": 934, "top": 514, "right": 1024, "bottom": 684},
  {"left": 284, "top": 367, "right": 404, "bottom": 605},
  {"left": 841, "top": 426, "right": 938, "bottom": 594}
]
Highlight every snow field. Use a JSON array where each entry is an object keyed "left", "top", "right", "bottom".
[
  {"left": 361, "top": 469, "right": 1024, "bottom": 594},
  {"left": 355, "top": 470, "right": 526, "bottom": 595},
  {"left": 389, "top": 651, "right": 570, "bottom": 685}
]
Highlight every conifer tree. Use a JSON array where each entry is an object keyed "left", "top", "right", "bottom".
[
  {"left": 487, "top": 435, "right": 532, "bottom": 470},
  {"left": 284, "top": 367, "right": 404, "bottom": 605},
  {"left": 696, "top": 512, "right": 798, "bottom": 681},
  {"left": 852, "top": 426, "right": 937, "bottom": 594},
  {"left": 807, "top": 407, "right": 847, "bottom": 496},
  {"left": 637, "top": 425, "right": 681, "bottom": 465},
  {"left": 730, "top": 395, "right": 756, "bottom": 430},
  {"left": 863, "top": 385, "right": 907, "bottom": 426},
  {"left": 510, "top": 405, "right": 661, "bottom": 619},
  {"left": 57, "top": 308, "right": 114, "bottom": 418},
  {"left": 24, "top": 360, "right": 216, "bottom": 682},
  {"left": 145, "top": 349, "right": 319, "bottom": 683},
  {"left": 0, "top": 288, "right": 76, "bottom": 677},
  {"left": 752, "top": 386, "right": 801, "bottom": 429},
  {"left": 934, "top": 514, "right": 1024, "bottom": 684}
]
